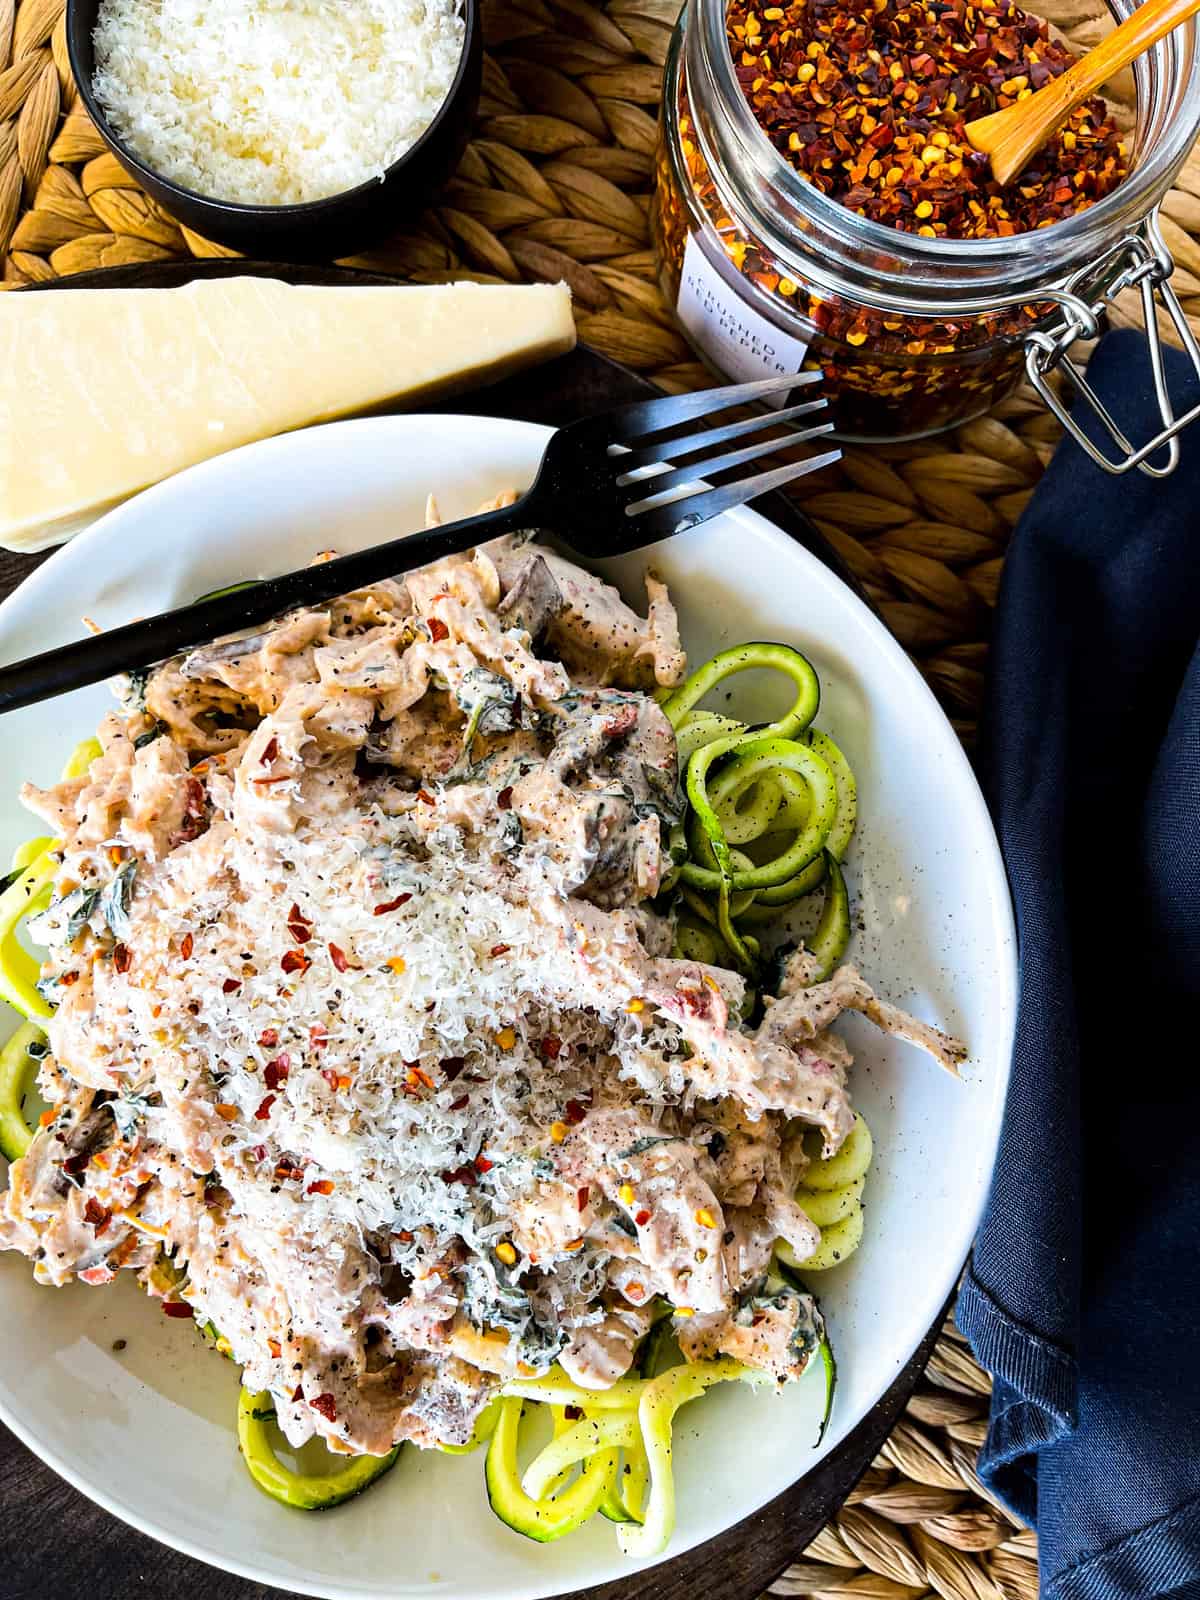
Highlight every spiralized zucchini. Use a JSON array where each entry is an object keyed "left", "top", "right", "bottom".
[
  {"left": 777, "top": 1114, "right": 874, "bottom": 1275},
  {"left": 661, "top": 642, "right": 857, "bottom": 979}
]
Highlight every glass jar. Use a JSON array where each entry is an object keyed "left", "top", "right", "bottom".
[{"left": 653, "top": 0, "right": 1200, "bottom": 467}]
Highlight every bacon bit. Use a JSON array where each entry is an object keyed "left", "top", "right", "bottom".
[
  {"left": 254, "top": 1095, "right": 275, "bottom": 1121},
  {"left": 564, "top": 1404, "right": 584, "bottom": 1421},
  {"left": 625, "top": 1281, "right": 645, "bottom": 1301},
  {"left": 292, "top": 1385, "right": 304, "bottom": 1403},
  {"left": 373, "top": 893, "right": 412, "bottom": 915},
  {"left": 214, "top": 1103, "right": 239, "bottom": 1122},
  {"left": 474, "top": 1155, "right": 494, "bottom": 1174},
  {"left": 489, "top": 944, "right": 511, "bottom": 958},
  {"left": 83, "top": 1197, "right": 112, "bottom": 1234},
  {"left": 564, "top": 1097, "right": 587, "bottom": 1124},
  {"left": 80, "top": 1265, "right": 116, "bottom": 1286},
  {"left": 449, "top": 1094, "right": 469, "bottom": 1111},
  {"left": 310, "top": 1393, "right": 337, "bottom": 1423},
  {"left": 495, "top": 1241, "right": 517, "bottom": 1266},
  {"left": 222, "top": 978, "right": 241, "bottom": 994},
  {"left": 563, "top": 1238, "right": 584, "bottom": 1253},
  {"left": 162, "top": 1300, "right": 195, "bottom": 1319},
  {"left": 635, "top": 1209, "right": 651, "bottom": 1227},
  {"left": 184, "top": 777, "right": 205, "bottom": 817},
  {"left": 386, "top": 956, "right": 407, "bottom": 975},
  {"left": 328, "top": 943, "right": 350, "bottom": 973},
  {"left": 577, "top": 1186, "right": 590, "bottom": 1212},
  {"left": 625, "top": 998, "right": 645, "bottom": 1014},
  {"left": 309, "top": 1024, "right": 328, "bottom": 1050},
  {"left": 427, "top": 617, "right": 450, "bottom": 643},
  {"left": 264, "top": 1055, "right": 291, "bottom": 1091},
  {"left": 674, "top": 1306, "right": 695, "bottom": 1318},
  {"left": 550, "top": 1121, "right": 568, "bottom": 1143},
  {"left": 540, "top": 1035, "right": 562, "bottom": 1061},
  {"left": 180, "top": 932, "right": 194, "bottom": 961},
  {"left": 441, "top": 1164, "right": 477, "bottom": 1187},
  {"left": 261, "top": 737, "right": 279, "bottom": 765},
  {"left": 307, "top": 1179, "right": 335, "bottom": 1196},
  {"left": 417, "top": 789, "right": 436, "bottom": 807},
  {"left": 38, "top": 1109, "right": 56, "bottom": 1128},
  {"left": 441, "top": 1057, "right": 466, "bottom": 1080},
  {"left": 694, "top": 1208, "right": 717, "bottom": 1229},
  {"left": 62, "top": 1151, "right": 91, "bottom": 1175},
  {"left": 280, "top": 949, "right": 310, "bottom": 976},
  {"left": 619, "top": 1184, "right": 635, "bottom": 1207},
  {"left": 267, "top": 1337, "right": 282, "bottom": 1359},
  {"left": 497, "top": 786, "right": 513, "bottom": 811},
  {"left": 495, "top": 1027, "right": 517, "bottom": 1051}
]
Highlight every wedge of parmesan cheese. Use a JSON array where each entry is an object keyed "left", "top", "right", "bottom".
[{"left": 0, "top": 278, "right": 576, "bottom": 552}]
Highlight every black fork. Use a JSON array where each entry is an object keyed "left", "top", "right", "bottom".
[{"left": 0, "top": 371, "right": 839, "bottom": 714}]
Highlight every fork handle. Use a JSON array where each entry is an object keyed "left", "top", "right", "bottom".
[{"left": 0, "top": 494, "right": 535, "bottom": 717}]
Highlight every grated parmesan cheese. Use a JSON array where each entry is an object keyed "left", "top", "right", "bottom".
[{"left": 92, "top": 0, "right": 467, "bottom": 206}]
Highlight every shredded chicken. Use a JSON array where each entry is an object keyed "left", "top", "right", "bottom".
[{"left": 0, "top": 514, "right": 965, "bottom": 1455}]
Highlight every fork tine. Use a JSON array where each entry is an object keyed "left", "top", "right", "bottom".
[
  {"left": 604, "top": 371, "right": 822, "bottom": 441},
  {"left": 623, "top": 421, "right": 836, "bottom": 501},
  {"left": 613, "top": 397, "right": 828, "bottom": 472},
  {"left": 631, "top": 446, "right": 843, "bottom": 536}
]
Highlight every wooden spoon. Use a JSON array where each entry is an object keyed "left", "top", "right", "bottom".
[{"left": 965, "top": 0, "right": 1200, "bottom": 185}]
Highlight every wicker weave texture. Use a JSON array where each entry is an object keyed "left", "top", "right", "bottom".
[{"left": 4, "top": 0, "right": 1200, "bottom": 1592}]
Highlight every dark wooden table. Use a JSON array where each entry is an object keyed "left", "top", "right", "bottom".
[{"left": 0, "top": 289, "right": 945, "bottom": 1599}]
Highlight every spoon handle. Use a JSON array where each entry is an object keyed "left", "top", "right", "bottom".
[
  {"left": 969, "top": 0, "right": 1200, "bottom": 183},
  {"left": 1054, "top": 0, "right": 1200, "bottom": 102}
]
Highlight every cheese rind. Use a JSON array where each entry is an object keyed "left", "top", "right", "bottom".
[{"left": 0, "top": 279, "right": 576, "bottom": 551}]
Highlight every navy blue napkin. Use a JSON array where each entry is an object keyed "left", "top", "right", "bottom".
[{"left": 956, "top": 328, "right": 1200, "bottom": 1599}]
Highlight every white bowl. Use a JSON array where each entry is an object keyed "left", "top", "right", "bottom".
[{"left": 0, "top": 414, "right": 1016, "bottom": 1600}]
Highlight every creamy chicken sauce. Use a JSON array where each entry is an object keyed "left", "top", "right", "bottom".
[{"left": 0, "top": 518, "right": 965, "bottom": 1457}]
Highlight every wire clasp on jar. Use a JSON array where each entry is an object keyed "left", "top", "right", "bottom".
[{"left": 1023, "top": 213, "right": 1200, "bottom": 478}]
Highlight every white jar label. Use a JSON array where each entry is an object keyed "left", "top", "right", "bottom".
[{"left": 676, "top": 231, "right": 809, "bottom": 407}]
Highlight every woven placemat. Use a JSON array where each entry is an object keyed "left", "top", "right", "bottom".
[{"left": 4, "top": 0, "right": 1200, "bottom": 1592}]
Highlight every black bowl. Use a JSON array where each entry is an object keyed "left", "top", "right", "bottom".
[{"left": 66, "top": 0, "right": 482, "bottom": 263}]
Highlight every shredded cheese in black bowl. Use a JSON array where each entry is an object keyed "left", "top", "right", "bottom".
[{"left": 66, "top": 0, "right": 482, "bottom": 262}]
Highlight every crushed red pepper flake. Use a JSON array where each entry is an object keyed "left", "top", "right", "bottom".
[
  {"left": 113, "top": 943, "right": 131, "bottom": 974},
  {"left": 180, "top": 931, "right": 194, "bottom": 961},
  {"left": 280, "top": 949, "right": 309, "bottom": 976},
  {"left": 497, "top": 786, "right": 513, "bottom": 811},
  {"left": 373, "top": 893, "right": 413, "bottom": 915},
  {"left": 658, "top": 0, "right": 1129, "bottom": 436},
  {"left": 254, "top": 1094, "right": 276, "bottom": 1121},
  {"left": 83, "top": 1197, "right": 112, "bottom": 1234},
  {"left": 162, "top": 1299, "right": 195, "bottom": 1319},
  {"left": 427, "top": 617, "right": 450, "bottom": 642},
  {"left": 724, "top": 0, "right": 1126, "bottom": 240},
  {"left": 328, "top": 943, "right": 351, "bottom": 973},
  {"left": 264, "top": 1054, "right": 291, "bottom": 1091},
  {"left": 310, "top": 1392, "right": 338, "bottom": 1422},
  {"left": 222, "top": 977, "right": 241, "bottom": 994}
]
